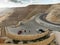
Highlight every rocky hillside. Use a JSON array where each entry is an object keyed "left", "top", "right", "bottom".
[
  {"left": 0, "top": 5, "right": 51, "bottom": 36},
  {"left": 1, "top": 5, "right": 51, "bottom": 26}
]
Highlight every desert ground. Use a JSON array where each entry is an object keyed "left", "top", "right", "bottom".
[{"left": 0, "top": 4, "right": 58, "bottom": 45}]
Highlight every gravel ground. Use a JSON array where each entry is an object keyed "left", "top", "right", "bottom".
[{"left": 7, "top": 15, "right": 47, "bottom": 35}]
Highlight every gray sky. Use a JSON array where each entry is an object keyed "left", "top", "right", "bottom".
[{"left": 0, "top": 0, "right": 60, "bottom": 8}]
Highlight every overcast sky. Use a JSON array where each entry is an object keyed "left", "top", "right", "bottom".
[
  {"left": 32, "top": 0, "right": 60, "bottom": 4},
  {"left": 0, "top": 0, "right": 60, "bottom": 8}
]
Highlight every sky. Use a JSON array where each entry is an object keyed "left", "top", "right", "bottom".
[
  {"left": 0, "top": 0, "right": 60, "bottom": 8},
  {"left": 32, "top": 0, "right": 60, "bottom": 4}
]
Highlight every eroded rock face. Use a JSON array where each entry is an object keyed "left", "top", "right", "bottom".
[
  {"left": 46, "top": 7, "right": 60, "bottom": 24},
  {"left": 46, "top": 4, "right": 60, "bottom": 13}
]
